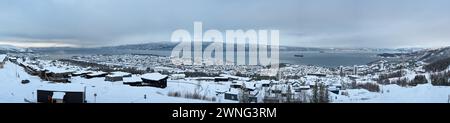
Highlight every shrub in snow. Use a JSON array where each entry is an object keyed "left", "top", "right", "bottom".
[
  {"left": 168, "top": 91, "right": 181, "bottom": 97},
  {"left": 310, "top": 82, "right": 329, "bottom": 103},
  {"left": 410, "top": 75, "right": 427, "bottom": 86},
  {"left": 348, "top": 81, "right": 380, "bottom": 92},
  {"left": 424, "top": 57, "right": 450, "bottom": 72},
  {"left": 378, "top": 70, "right": 404, "bottom": 80},
  {"left": 430, "top": 71, "right": 450, "bottom": 86}
]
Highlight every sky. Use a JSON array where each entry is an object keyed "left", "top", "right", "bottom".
[{"left": 1, "top": 0, "right": 450, "bottom": 48}]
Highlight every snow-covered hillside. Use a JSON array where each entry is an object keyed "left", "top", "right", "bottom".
[
  {"left": 0, "top": 61, "right": 236, "bottom": 103},
  {"left": 0, "top": 45, "right": 31, "bottom": 53},
  {"left": 333, "top": 84, "right": 450, "bottom": 103}
]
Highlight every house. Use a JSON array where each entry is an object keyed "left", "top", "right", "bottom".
[
  {"left": 105, "top": 74, "right": 123, "bottom": 82},
  {"left": 219, "top": 74, "right": 249, "bottom": 81},
  {"left": 72, "top": 71, "right": 92, "bottom": 77},
  {"left": 270, "top": 84, "right": 283, "bottom": 94},
  {"left": 40, "top": 67, "right": 74, "bottom": 83},
  {"left": 224, "top": 89, "right": 239, "bottom": 101},
  {"left": 8, "top": 56, "right": 17, "bottom": 63},
  {"left": 51, "top": 92, "right": 65, "bottom": 103},
  {"left": 105, "top": 71, "right": 132, "bottom": 82},
  {"left": 328, "top": 87, "right": 339, "bottom": 94},
  {"left": 260, "top": 80, "right": 271, "bottom": 87},
  {"left": 170, "top": 74, "right": 186, "bottom": 80},
  {"left": 243, "top": 82, "right": 256, "bottom": 91},
  {"left": 249, "top": 96, "right": 257, "bottom": 103},
  {"left": 215, "top": 89, "right": 227, "bottom": 96},
  {"left": 214, "top": 77, "right": 230, "bottom": 82},
  {"left": 230, "top": 81, "right": 243, "bottom": 88},
  {"left": 332, "top": 83, "right": 342, "bottom": 90},
  {"left": 348, "top": 75, "right": 359, "bottom": 80},
  {"left": 123, "top": 75, "right": 143, "bottom": 86},
  {"left": 141, "top": 72, "right": 168, "bottom": 88},
  {"left": 0, "top": 54, "right": 6, "bottom": 68},
  {"left": 194, "top": 77, "right": 215, "bottom": 81},
  {"left": 307, "top": 73, "right": 326, "bottom": 77},
  {"left": 294, "top": 85, "right": 310, "bottom": 92},
  {"left": 85, "top": 71, "right": 108, "bottom": 79},
  {"left": 36, "top": 84, "right": 86, "bottom": 103}
]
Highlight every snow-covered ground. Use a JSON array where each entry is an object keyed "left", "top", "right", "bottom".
[
  {"left": 0, "top": 61, "right": 236, "bottom": 103},
  {"left": 333, "top": 84, "right": 450, "bottom": 103},
  {"left": 2, "top": 57, "right": 450, "bottom": 103}
]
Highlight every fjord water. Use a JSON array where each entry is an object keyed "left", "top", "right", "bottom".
[{"left": 36, "top": 49, "right": 380, "bottom": 68}]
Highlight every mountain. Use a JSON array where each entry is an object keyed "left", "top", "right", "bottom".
[
  {"left": 34, "top": 42, "right": 328, "bottom": 52},
  {"left": 377, "top": 46, "right": 450, "bottom": 63},
  {"left": 415, "top": 46, "right": 450, "bottom": 63},
  {"left": 100, "top": 42, "right": 179, "bottom": 51},
  {"left": 0, "top": 45, "right": 32, "bottom": 53},
  {"left": 100, "top": 42, "right": 328, "bottom": 51}
]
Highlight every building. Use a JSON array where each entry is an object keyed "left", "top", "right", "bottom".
[
  {"left": 294, "top": 85, "right": 310, "bottom": 92},
  {"left": 72, "top": 71, "right": 92, "bottom": 77},
  {"left": 214, "top": 77, "right": 230, "bottom": 82},
  {"left": 328, "top": 87, "right": 339, "bottom": 94},
  {"left": 260, "top": 80, "right": 271, "bottom": 87},
  {"left": 141, "top": 72, "right": 168, "bottom": 88},
  {"left": 170, "top": 74, "right": 186, "bottom": 80},
  {"left": 123, "top": 76, "right": 143, "bottom": 86},
  {"left": 36, "top": 84, "right": 86, "bottom": 103},
  {"left": 224, "top": 89, "right": 239, "bottom": 101},
  {"left": 307, "top": 73, "right": 326, "bottom": 77},
  {"left": 230, "top": 81, "right": 243, "bottom": 88},
  {"left": 85, "top": 71, "right": 108, "bottom": 79},
  {"left": 105, "top": 71, "right": 132, "bottom": 82},
  {"left": 42, "top": 70, "right": 73, "bottom": 83},
  {"left": 243, "top": 82, "right": 256, "bottom": 92}
]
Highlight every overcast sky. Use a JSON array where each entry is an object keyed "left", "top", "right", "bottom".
[{"left": 1, "top": 0, "right": 450, "bottom": 48}]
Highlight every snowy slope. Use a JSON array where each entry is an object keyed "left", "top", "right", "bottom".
[
  {"left": 333, "top": 84, "right": 450, "bottom": 103},
  {"left": 0, "top": 45, "right": 28, "bottom": 52},
  {"left": 0, "top": 61, "right": 231, "bottom": 103}
]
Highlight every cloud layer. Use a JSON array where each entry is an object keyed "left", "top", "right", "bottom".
[{"left": 1, "top": 0, "right": 450, "bottom": 48}]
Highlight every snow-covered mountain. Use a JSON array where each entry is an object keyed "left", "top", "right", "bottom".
[
  {"left": 377, "top": 46, "right": 450, "bottom": 63},
  {"left": 0, "top": 44, "right": 32, "bottom": 53}
]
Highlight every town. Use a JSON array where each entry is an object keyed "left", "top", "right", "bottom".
[{"left": 1, "top": 46, "right": 450, "bottom": 103}]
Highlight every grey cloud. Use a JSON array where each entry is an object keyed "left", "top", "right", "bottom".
[{"left": 0, "top": 0, "right": 450, "bottom": 48}]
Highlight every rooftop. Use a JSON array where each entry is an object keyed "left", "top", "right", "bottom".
[
  {"left": 38, "top": 84, "right": 85, "bottom": 92},
  {"left": 141, "top": 72, "right": 168, "bottom": 81}
]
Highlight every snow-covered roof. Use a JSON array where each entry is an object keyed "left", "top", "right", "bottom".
[
  {"left": 195, "top": 77, "right": 215, "bottom": 80},
  {"left": 299, "top": 86, "right": 310, "bottom": 89},
  {"left": 52, "top": 92, "right": 65, "bottom": 99},
  {"left": 258, "top": 80, "right": 271, "bottom": 84},
  {"left": 215, "top": 88, "right": 228, "bottom": 93},
  {"left": 87, "top": 71, "right": 107, "bottom": 76},
  {"left": 123, "top": 76, "right": 143, "bottom": 82},
  {"left": 226, "top": 88, "right": 240, "bottom": 95},
  {"left": 107, "top": 71, "right": 131, "bottom": 77},
  {"left": 171, "top": 74, "right": 185, "bottom": 77},
  {"left": 45, "top": 66, "right": 75, "bottom": 73},
  {"left": 38, "top": 84, "right": 85, "bottom": 92},
  {"left": 220, "top": 74, "right": 250, "bottom": 81},
  {"left": 243, "top": 82, "right": 256, "bottom": 90},
  {"left": 0, "top": 54, "right": 6, "bottom": 61},
  {"left": 141, "top": 72, "right": 168, "bottom": 81},
  {"left": 73, "top": 70, "right": 92, "bottom": 75}
]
